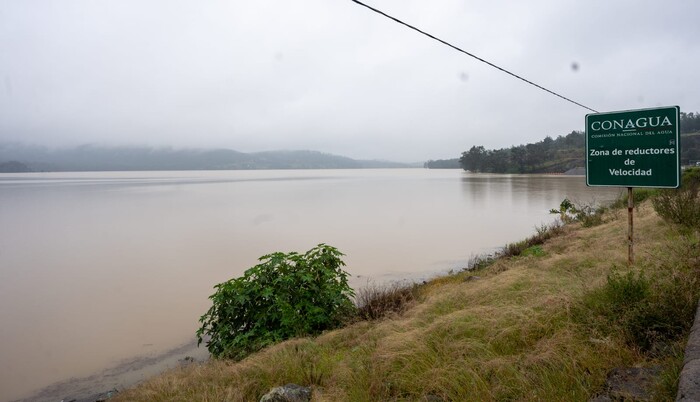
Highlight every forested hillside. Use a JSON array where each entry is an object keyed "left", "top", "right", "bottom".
[
  {"left": 459, "top": 131, "right": 584, "bottom": 173},
  {"left": 434, "top": 111, "right": 700, "bottom": 173},
  {"left": 681, "top": 112, "right": 700, "bottom": 164},
  {"left": 681, "top": 111, "right": 700, "bottom": 133}
]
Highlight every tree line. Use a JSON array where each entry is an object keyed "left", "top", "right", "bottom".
[
  {"left": 681, "top": 112, "right": 700, "bottom": 134},
  {"left": 425, "top": 111, "right": 700, "bottom": 172},
  {"left": 680, "top": 110, "right": 700, "bottom": 164},
  {"left": 458, "top": 131, "right": 585, "bottom": 173}
]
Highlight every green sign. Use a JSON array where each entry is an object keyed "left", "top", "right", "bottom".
[{"left": 586, "top": 106, "right": 680, "bottom": 188}]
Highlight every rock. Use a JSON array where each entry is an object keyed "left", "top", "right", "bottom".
[
  {"left": 677, "top": 359, "right": 700, "bottom": 400},
  {"left": 678, "top": 303, "right": 700, "bottom": 400},
  {"left": 179, "top": 355, "right": 197, "bottom": 366},
  {"left": 464, "top": 276, "right": 481, "bottom": 282},
  {"left": 599, "top": 367, "right": 660, "bottom": 401},
  {"left": 94, "top": 388, "right": 119, "bottom": 401},
  {"left": 259, "top": 384, "right": 312, "bottom": 402}
]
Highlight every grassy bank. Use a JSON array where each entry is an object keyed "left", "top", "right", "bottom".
[{"left": 114, "top": 202, "right": 698, "bottom": 401}]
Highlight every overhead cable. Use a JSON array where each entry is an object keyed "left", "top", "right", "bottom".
[{"left": 350, "top": 0, "right": 599, "bottom": 113}]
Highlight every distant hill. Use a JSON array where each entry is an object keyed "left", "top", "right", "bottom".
[
  {"left": 0, "top": 160, "right": 31, "bottom": 173},
  {"left": 423, "top": 158, "right": 461, "bottom": 169},
  {"left": 0, "top": 143, "right": 413, "bottom": 172}
]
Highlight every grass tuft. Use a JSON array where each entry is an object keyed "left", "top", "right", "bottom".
[
  {"left": 501, "top": 221, "right": 564, "bottom": 258},
  {"left": 354, "top": 281, "right": 421, "bottom": 321}
]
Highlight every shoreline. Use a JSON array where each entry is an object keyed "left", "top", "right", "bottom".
[
  {"left": 11, "top": 341, "right": 209, "bottom": 402},
  {"left": 112, "top": 201, "right": 696, "bottom": 401}
]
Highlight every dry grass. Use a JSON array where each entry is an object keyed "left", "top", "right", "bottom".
[
  {"left": 354, "top": 281, "right": 421, "bottom": 321},
  {"left": 115, "top": 202, "right": 689, "bottom": 402}
]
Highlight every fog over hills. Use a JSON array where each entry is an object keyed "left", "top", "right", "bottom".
[{"left": 0, "top": 143, "right": 416, "bottom": 172}]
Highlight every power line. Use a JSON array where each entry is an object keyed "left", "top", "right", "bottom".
[{"left": 350, "top": 0, "right": 599, "bottom": 114}]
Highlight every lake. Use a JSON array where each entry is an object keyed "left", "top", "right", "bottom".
[{"left": 0, "top": 169, "right": 621, "bottom": 401}]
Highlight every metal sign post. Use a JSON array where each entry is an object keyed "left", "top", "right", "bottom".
[{"left": 628, "top": 187, "right": 634, "bottom": 265}]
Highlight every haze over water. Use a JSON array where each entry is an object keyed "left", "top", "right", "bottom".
[{"left": 0, "top": 169, "right": 621, "bottom": 401}]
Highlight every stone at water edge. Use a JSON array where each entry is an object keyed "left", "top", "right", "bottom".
[{"left": 259, "top": 384, "right": 312, "bottom": 402}]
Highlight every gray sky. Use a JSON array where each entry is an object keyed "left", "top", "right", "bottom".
[{"left": 1, "top": 0, "right": 699, "bottom": 162}]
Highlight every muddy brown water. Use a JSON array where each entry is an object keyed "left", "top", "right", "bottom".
[{"left": 0, "top": 169, "right": 621, "bottom": 401}]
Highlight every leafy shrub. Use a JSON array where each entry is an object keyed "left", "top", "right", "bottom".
[
  {"left": 549, "top": 198, "right": 605, "bottom": 227},
  {"left": 652, "top": 167, "right": 700, "bottom": 228},
  {"left": 197, "top": 244, "right": 355, "bottom": 359},
  {"left": 355, "top": 281, "right": 420, "bottom": 320},
  {"left": 600, "top": 269, "right": 650, "bottom": 310},
  {"left": 549, "top": 198, "right": 576, "bottom": 223}
]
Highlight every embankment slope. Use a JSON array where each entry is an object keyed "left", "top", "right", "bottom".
[{"left": 115, "top": 203, "right": 687, "bottom": 401}]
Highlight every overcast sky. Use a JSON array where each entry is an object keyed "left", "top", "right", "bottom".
[{"left": 1, "top": 0, "right": 699, "bottom": 162}]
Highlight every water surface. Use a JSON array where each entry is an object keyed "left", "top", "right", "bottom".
[{"left": 0, "top": 169, "right": 621, "bottom": 401}]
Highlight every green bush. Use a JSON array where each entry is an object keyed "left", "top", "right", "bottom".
[
  {"left": 549, "top": 198, "right": 605, "bottom": 227},
  {"left": 578, "top": 268, "right": 654, "bottom": 349},
  {"left": 521, "top": 244, "right": 546, "bottom": 257},
  {"left": 549, "top": 198, "right": 576, "bottom": 223},
  {"left": 197, "top": 244, "right": 355, "bottom": 359},
  {"left": 652, "top": 167, "right": 700, "bottom": 228},
  {"left": 603, "top": 269, "right": 650, "bottom": 309},
  {"left": 579, "top": 254, "right": 700, "bottom": 353},
  {"left": 501, "top": 221, "right": 564, "bottom": 258}
]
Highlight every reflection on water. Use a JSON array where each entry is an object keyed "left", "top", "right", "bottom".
[{"left": 0, "top": 169, "right": 620, "bottom": 401}]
